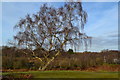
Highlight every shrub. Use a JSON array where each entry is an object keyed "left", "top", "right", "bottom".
[
  {"left": 67, "top": 49, "right": 74, "bottom": 54},
  {"left": 2, "top": 57, "right": 13, "bottom": 69},
  {"left": 13, "top": 58, "right": 29, "bottom": 69}
]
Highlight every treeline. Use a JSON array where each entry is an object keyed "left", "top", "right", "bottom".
[{"left": 1, "top": 46, "right": 119, "bottom": 70}]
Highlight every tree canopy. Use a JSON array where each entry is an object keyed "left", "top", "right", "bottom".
[
  {"left": 13, "top": 2, "right": 91, "bottom": 70},
  {"left": 14, "top": 2, "right": 91, "bottom": 51}
]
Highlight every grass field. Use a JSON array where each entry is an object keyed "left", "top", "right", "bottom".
[{"left": 2, "top": 71, "right": 119, "bottom": 78}]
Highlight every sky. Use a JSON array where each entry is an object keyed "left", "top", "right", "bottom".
[{"left": 1, "top": 2, "right": 118, "bottom": 52}]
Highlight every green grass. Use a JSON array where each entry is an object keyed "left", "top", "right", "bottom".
[{"left": 2, "top": 71, "right": 119, "bottom": 78}]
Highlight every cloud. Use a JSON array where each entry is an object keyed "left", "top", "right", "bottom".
[
  {"left": 85, "top": 5, "right": 118, "bottom": 34},
  {"left": 87, "top": 37, "right": 118, "bottom": 52},
  {"left": 82, "top": 3, "right": 118, "bottom": 51},
  {"left": 107, "top": 32, "right": 118, "bottom": 38},
  {"left": 90, "top": 33, "right": 118, "bottom": 51}
]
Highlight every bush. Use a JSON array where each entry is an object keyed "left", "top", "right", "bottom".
[
  {"left": 67, "top": 49, "right": 74, "bottom": 54},
  {"left": 13, "top": 58, "right": 29, "bottom": 69},
  {"left": 2, "top": 57, "right": 14, "bottom": 69}
]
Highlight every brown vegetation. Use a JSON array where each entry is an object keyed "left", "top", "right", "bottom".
[{"left": 2, "top": 46, "right": 119, "bottom": 71}]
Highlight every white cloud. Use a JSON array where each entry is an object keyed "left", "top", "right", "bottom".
[
  {"left": 85, "top": 3, "right": 118, "bottom": 36},
  {"left": 86, "top": 5, "right": 118, "bottom": 34},
  {"left": 83, "top": 4, "right": 118, "bottom": 51}
]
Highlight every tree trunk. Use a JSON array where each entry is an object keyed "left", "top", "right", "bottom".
[
  {"left": 39, "top": 41, "right": 66, "bottom": 70},
  {"left": 40, "top": 51, "right": 60, "bottom": 70}
]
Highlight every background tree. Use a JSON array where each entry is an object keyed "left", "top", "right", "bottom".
[
  {"left": 68, "top": 49, "right": 74, "bottom": 54},
  {"left": 13, "top": 2, "right": 91, "bottom": 70}
]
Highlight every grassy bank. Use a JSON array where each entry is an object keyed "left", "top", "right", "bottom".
[{"left": 2, "top": 71, "right": 119, "bottom": 78}]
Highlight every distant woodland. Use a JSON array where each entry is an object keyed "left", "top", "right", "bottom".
[{"left": 1, "top": 46, "right": 119, "bottom": 70}]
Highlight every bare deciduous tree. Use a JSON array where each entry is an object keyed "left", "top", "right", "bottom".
[{"left": 13, "top": 2, "right": 91, "bottom": 70}]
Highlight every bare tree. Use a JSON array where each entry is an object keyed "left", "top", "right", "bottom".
[{"left": 13, "top": 2, "right": 91, "bottom": 70}]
